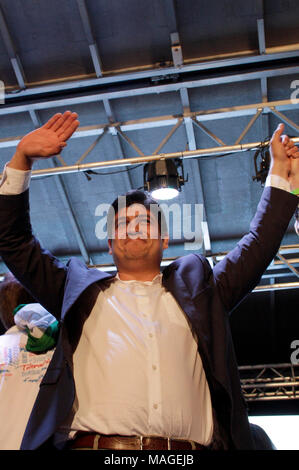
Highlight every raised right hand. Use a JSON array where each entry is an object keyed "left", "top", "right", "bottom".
[{"left": 8, "top": 111, "right": 79, "bottom": 170}]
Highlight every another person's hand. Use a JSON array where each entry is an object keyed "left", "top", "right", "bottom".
[
  {"left": 8, "top": 111, "right": 79, "bottom": 171},
  {"left": 295, "top": 208, "right": 299, "bottom": 237},
  {"left": 289, "top": 155, "right": 299, "bottom": 193},
  {"left": 289, "top": 156, "right": 299, "bottom": 237}
]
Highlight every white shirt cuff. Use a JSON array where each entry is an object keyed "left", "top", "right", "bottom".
[
  {"left": 0, "top": 164, "right": 31, "bottom": 195},
  {"left": 265, "top": 174, "right": 291, "bottom": 193}
]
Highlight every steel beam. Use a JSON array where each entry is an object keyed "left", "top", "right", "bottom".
[
  {"left": 76, "top": 0, "right": 102, "bottom": 77},
  {"left": 2, "top": 136, "right": 299, "bottom": 179},
  {"left": 90, "top": 246, "right": 299, "bottom": 292},
  {"left": 49, "top": 160, "right": 93, "bottom": 265},
  {"left": 234, "top": 108, "right": 263, "bottom": 145},
  {"left": 260, "top": 77, "right": 268, "bottom": 103},
  {"left": 240, "top": 363, "right": 299, "bottom": 402},
  {"left": 4, "top": 45, "right": 299, "bottom": 98},
  {"left": 0, "top": 5, "right": 26, "bottom": 88},
  {"left": 102, "top": 99, "right": 134, "bottom": 191},
  {"left": 179, "top": 88, "right": 212, "bottom": 254},
  {"left": 0, "top": 100, "right": 298, "bottom": 152},
  {"left": 1, "top": 244, "right": 299, "bottom": 292},
  {"left": 192, "top": 119, "right": 226, "bottom": 146},
  {"left": 75, "top": 130, "right": 107, "bottom": 165},
  {"left": 257, "top": 18, "right": 266, "bottom": 55},
  {"left": 269, "top": 108, "right": 299, "bottom": 133},
  {"left": 28, "top": 110, "right": 93, "bottom": 265},
  {"left": 194, "top": 99, "right": 299, "bottom": 122},
  {"left": 276, "top": 253, "right": 299, "bottom": 279},
  {"left": 3, "top": 64, "right": 299, "bottom": 115},
  {"left": 152, "top": 118, "right": 183, "bottom": 155},
  {"left": 164, "top": 0, "right": 179, "bottom": 32},
  {"left": 115, "top": 128, "right": 145, "bottom": 157}
]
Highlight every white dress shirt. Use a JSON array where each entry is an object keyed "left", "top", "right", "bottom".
[{"left": 57, "top": 274, "right": 214, "bottom": 444}]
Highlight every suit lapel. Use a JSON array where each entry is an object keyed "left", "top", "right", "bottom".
[{"left": 61, "top": 257, "right": 113, "bottom": 320}]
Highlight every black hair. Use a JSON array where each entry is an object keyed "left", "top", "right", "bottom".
[
  {"left": 107, "top": 190, "right": 168, "bottom": 239},
  {"left": 0, "top": 272, "right": 35, "bottom": 330}
]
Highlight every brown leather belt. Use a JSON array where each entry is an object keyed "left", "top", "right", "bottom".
[{"left": 69, "top": 433, "right": 210, "bottom": 450}]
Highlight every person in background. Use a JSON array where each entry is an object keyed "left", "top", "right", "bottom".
[
  {"left": 0, "top": 273, "right": 58, "bottom": 449},
  {"left": 250, "top": 423, "right": 276, "bottom": 450}
]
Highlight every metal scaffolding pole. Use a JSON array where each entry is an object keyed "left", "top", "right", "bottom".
[
  {"left": 239, "top": 363, "right": 299, "bottom": 402},
  {"left": 27, "top": 110, "right": 93, "bottom": 265},
  {"left": 3, "top": 46, "right": 299, "bottom": 97},
  {"left": 1, "top": 65, "right": 299, "bottom": 116},
  {"left": 2, "top": 136, "right": 297, "bottom": 180},
  {"left": 0, "top": 99, "right": 298, "bottom": 150},
  {"left": 0, "top": 6, "right": 26, "bottom": 89}
]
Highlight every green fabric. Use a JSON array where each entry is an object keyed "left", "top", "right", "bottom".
[
  {"left": 13, "top": 304, "right": 27, "bottom": 316},
  {"left": 25, "top": 320, "right": 59, "bottom": 353},
  {"left": 13, "top": 303, "right": 59, "bottom": 353}
]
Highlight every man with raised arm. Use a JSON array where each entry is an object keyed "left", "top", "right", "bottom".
[{"left": 0, "top": 111, "right": 298, "bottom": 450}]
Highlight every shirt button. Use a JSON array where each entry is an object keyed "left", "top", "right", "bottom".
[
  {"left": 152, "top": 365, "right": 157, "bottom": 370},
  {"left": 153, "top": 404, "right": 158, "bottom": 410},
  {"left": 149, "top": 333, "right": 153, "bottom": 338}
]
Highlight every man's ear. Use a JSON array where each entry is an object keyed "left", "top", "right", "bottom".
[
  {"left": 108, "top": 239, "right": 113, "bottom": 254},
  {"left": 162, "top": 236, "right": 169, "bottom": 250}
]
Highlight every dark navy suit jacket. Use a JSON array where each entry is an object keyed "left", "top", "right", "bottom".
[{"left": 0, "top": 186, "right": 297, "bottom": 450}]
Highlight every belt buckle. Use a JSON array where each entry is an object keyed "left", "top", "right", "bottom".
[
  {"left": 140, "top": 435, "right": 171, "bottom": 450},
  {"left": 93, "top": 434, "right": 101, "bottom": 450}
]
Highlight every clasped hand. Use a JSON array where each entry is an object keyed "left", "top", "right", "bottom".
[{"left": 270, "top": 123, "right": 299, "bottom": 191}]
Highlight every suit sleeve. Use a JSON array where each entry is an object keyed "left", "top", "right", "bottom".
[
  {"left": 212, "top": 186, "right": 298, "bottom": 313},
  {"left": 0, "top": 189, "right": 67, "bottom": 319}
]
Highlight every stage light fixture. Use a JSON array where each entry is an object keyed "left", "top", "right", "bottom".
[
  {"left": 143, "top": 158, "right": 187, "bottom": 200},
  {"left": 252, "top": 145, "right": 270, "bottom": 185}
]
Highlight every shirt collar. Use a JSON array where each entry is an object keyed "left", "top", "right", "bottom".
[{"left": 115, "top": 272, "right": 162, "bottom": 286}]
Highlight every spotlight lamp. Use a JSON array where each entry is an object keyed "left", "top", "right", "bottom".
[
  {"left": 143, "top": 158, "right": 188, "bottom": 200},
  {"left": 252, "top": 145, "right": 270, "bottom": 185},
  {"left": 253, "top": 134, "right": 297, "bottom": 186}
]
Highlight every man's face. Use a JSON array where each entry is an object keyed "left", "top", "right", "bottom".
[{"left": 108, "top": 203, "right": 168, "bottom": 267}]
